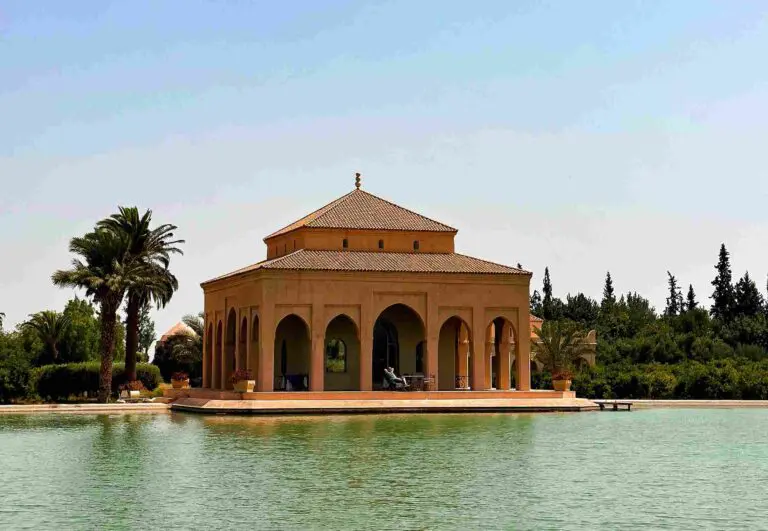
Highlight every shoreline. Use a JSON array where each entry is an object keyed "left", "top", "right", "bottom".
[{"left": 1, "top": 399, "right": 768, "bottom": 414}]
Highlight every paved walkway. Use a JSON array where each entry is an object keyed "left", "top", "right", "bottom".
[
  {"left": 171, "top": 397, "right": 598, "bottom": 414},
  {"left": 0, "top": 403, "right": 170, "bottom": 414},
  {"left": 631, "top": 400, "right": 768, "bottom": 408}
]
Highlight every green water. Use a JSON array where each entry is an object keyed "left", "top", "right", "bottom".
[{"left": 0, "top": 410, "right": 766, "bottom": 530}]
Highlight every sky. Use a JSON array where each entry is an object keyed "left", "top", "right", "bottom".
[{"left": 2, "top": 0, "right": 768, "bottom": 349}]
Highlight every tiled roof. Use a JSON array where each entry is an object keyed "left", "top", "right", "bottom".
[
  {"left": 159, "top": 321, "right": 196, "bottom": 343},
  {"left": 204, "top": 250, "right": 530, "bottom": 284},
  {"left": 265, "top": 189, "right": 456, "bottom": 239}
]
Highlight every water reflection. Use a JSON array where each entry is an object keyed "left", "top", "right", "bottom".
[{"left": 1, "top": 410, "right": 767, "bottom": 530}]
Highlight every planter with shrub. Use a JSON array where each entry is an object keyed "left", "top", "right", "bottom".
[
  {"left": 230, "top": 368, "right": 255, "bottom": 393},
  {"left": 171, "top": 371, "right": 190, "bottom": 389}
]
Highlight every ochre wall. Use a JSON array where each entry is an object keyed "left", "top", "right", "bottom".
[
  {"left": 202, "top": 268, "right": 531, "bottom": 393},
  {"left": 265, "top": 228, "right": 455, "bottom": 259}
]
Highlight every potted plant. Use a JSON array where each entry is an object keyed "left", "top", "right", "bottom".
[
  {"left": 171, "top": 371, "right": 190, "bottom": 389},
  {"left": 230, "top": 368, "right": 255, "bottom": 393},
  {"left": 551, "top": 370, "right": 574, "bottom": 392},
  {"left": 532, "top": 321, "right": 591, "bottom": 393},
  {"left": 120, "top": 380, "right": 145, "bottom": 399}
]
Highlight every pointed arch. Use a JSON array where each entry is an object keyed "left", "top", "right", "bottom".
[
  {"left": 372, "top": 303, "right": 425, "bottom": 389},
  {"left": 438, "top": 316, "right": 473, "bottom": 390},
  {"left": 274, "top": 314, "right": 310, "bottom": 391},
  {"left": 324, "top": 314, "right": 360, "bottom": 391}
]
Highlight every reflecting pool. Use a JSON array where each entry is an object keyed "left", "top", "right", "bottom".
[{"left": 1, "top": 409, "right": 766, "bottom": 530}]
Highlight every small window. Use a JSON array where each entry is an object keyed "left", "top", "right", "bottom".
[
  {"left": 413, "top": 240, "right": 420, "bottom": 251},
  {"left": 325, "top": 339, "right": 347, "bottom": 373},
  {"left": 343, "top": 238, "right": 348, "bottom": 249},
  {"left": 293, "top": 240, "right": 296, "bottom": 250},
  {"left": 378, "top": 239, "right": 384, "bottom": 249},
  {"left": 284, "top": 243, "right": 287, "bottom": 253}
]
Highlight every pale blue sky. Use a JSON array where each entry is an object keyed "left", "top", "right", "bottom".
[{"left": 2, "top": 1, "right": 768, "bottom": 341}]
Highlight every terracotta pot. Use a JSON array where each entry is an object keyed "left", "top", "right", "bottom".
[
  {"left": 233, "top": 380, "right": 256, "bottom": 393},
  {"left": 552, "top": 379, "right": 572, "bottom": 392},
  {"left": 171, "top": 378, "right": 190, "bottom": 389}
]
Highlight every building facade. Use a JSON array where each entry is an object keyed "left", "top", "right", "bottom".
[{"left": 201, "top": 177, "right": 532, "bottom": 393}]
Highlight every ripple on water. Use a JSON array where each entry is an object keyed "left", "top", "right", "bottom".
[{"left": 0, "top": 409, "right": 767, "bottom": 530}]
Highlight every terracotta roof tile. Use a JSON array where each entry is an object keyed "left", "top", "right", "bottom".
[
  {"left": 265, "top": 189, "right": 456, "bottom": 239},
  {"left": 204, "top": 250, "right": 530, "bottom": 284}
]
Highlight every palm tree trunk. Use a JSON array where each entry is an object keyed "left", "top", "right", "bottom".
[
  {"left": 98, "top": 298, "right": 120, "bottom": 403},
  {"left": 125, "top": 293, "right": 140, "bottom": 382}
]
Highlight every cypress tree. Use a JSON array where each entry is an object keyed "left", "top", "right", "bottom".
[
  {"left": 711, "top": 243, "right": 735, "bottom": 321},
  {"left": 542, "top": 267, "right": 554, "bottom": 320},
  {"left": 665, "top": 272, "right": 683, "bottom": 316},
  {"left": 602, "top": 271, "right": 616, "bottom": 308},
  {"left": 530, "top": 290, "right": 543, "bottom": 317},
  {"left": 734, "top": 271, "right": 763, "bottom": 318},
  {"left": 686, "top": 284, "right": 697, "bottom": 311}
]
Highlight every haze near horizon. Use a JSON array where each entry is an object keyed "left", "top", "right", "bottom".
[{"left": 2, "top": 1, "right": 768, "bottom": 343}]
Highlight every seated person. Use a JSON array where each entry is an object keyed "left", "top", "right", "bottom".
[{"left": 383, "top": 366, "right": 409, "bottom": 389}]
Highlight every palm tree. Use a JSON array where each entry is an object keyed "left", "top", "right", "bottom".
[
  {"left": 532, "top": 320, "right": 591, "bottom": 379},
  {"left": 52, "top": 228, "right": 148, "bottom": 402},
  {"left": 97, "top": 207, "right": 183, "bottom": 382},
  {"left": 21, "top": 311, "right": 71, "bottom": 362},
  {"left": 170, "top": 313, "right": 204, "bottom": 363}
]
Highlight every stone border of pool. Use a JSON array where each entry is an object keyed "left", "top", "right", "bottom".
[
  {"left": 3, "top": 399, "right": 768, "bottom": 415},
  {"left": 170, "top": 396, "right": 599, "bottom": 414},
  {"left": 630, "top": 400, "right": 768, "bottom": 408},
  {"left": 0, "top": 403, "right": 170, "bottom": 414}
]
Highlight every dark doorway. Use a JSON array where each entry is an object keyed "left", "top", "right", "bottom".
[{"left": 373, "top": 318, "right": 398, "bottom": 388}]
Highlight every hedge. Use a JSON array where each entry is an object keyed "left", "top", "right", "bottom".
[{"left": 33, "top": 362, "right": 162, "bottom": 401}]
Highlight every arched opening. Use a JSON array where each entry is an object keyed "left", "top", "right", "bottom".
[
  {"left": 324, "top": 314, "right": 360, "bottom": 391},
  {"left": 274, "top": 314, "right": 310, "bottom": 391},
  {"left": 214, "top": 321, "right": 223, "bottom": 389},
  {"left": 372, "top": 304, "right": 425, "bottom": 389},
  {"left": 205, "top": 323, "right": 213, "bottom": 388},
  {"left": 224, "top": 309, "right": 237, "bottom": 390},
  {"left": 238, "top": 317, "right": 248, "bottom": 374},
  {"left": 250, "top": 315, "right": 260, "bottom": 385},
  {"left": 438, "top": 316, "right": 472, "bottom": 390},
  {"left": 484, "top": 317, "right": 516, "bottom": 391}
]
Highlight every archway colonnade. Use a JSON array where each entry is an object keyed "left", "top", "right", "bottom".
[{"left": 202, "top": 303, "right": 530, "bottom": 392}]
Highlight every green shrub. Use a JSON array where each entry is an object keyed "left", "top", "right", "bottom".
[{"left": 33, "top": 362, "right": 161, "bottom": 401}]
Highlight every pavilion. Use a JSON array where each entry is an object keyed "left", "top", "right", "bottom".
[{"left": 198, "top": 174, "right": 538, "bottom": 396}]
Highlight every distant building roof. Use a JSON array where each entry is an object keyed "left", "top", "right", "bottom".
[
  {"left": 265, "top": 188, "right": 457, "bottom": 239},
  {"left": 204, "top": 249, "right": 530, "bottom": 284},
  {"left": 159, "top": 321, "right": 195, "bottom": 343}
]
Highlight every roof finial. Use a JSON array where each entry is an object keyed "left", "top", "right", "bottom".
[{"left": 355, "top": 172, "right": 361, "bottom": 189}]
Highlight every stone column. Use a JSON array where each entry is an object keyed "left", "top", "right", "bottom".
[
  {"left": 211, "top": 319, "right": 220, "bottom": 390},
  {"left": 484, "top": 324, "right": 493, "bottom": 390},
  {"left": 456, "top": 322, "right": 470, "bottom": 389},
  {"left": 202, "top": 319, "right": 210, "bottom": 388},
  {"left": 258, "top": 308, "right": 275, "bottom": 392},
  {"left": 426, "top": 334, "right": 438, "bottom": 391},
  {"left": 245, "top": 312, "right": 252, "bottom": 373},
  {"left": 516, "top": 309, "right": 531, "bottom": 391},
  {"left": 234, "top": 313, "right": 241, "bottom": 373},
  {"left": 471, "top": 311, "right": 486, "bottom": 391},
  {"left": 498, "top": 322, "right": 511, "bottom": 390},
  {"left": 359, "top": 304, "right": 373, "bottom": 391},
  {"left": 310, "top": 305, "right": 324, "bottom": 391},
  {"left": 424, "top": 298, "right": 438, "bottom": 390}
]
